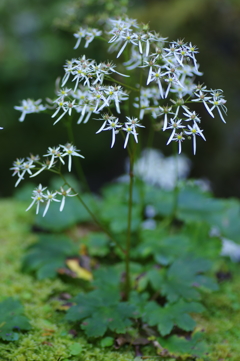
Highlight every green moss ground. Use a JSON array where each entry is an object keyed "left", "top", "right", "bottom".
[{"left": 0, "top": 200, "right": 239, "bottom": 361}]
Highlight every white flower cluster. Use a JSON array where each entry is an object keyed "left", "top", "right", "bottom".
[
  {"left": 134, "top": 148, "right": 190, "bottom": 189},
  {"left": 106, "top": 17, "right": 227, "bottom": 154},
  {"left": 96, "top": 114, "right": 145, "bottom": 148},
  {"left": 73, "top": 27, "right": 102, "bottom": 49},
  {"left": 10, "top": 143, "right": 84, "bottom": 187},
  {"left": 53, "top": 83, "right": 129, "bottom": 125},
  {"left": 14, "top": 99, "right": 46, "bottom": 122},
  {"left": 26, "top": 184, "right": 77, "bottom": 217},
  {"left": 14, "top": 16, "right": 227, "bottom": 160}
]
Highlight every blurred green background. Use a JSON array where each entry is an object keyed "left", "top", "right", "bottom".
[{"left": 1, "top": 0, "right": 240, "bottom": 198}]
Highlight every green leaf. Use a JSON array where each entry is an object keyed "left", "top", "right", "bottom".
[
  {"left": 69, "top": 342, "right": 82, "bottom": 355},
  {"left": 137, "top": 226, "right": 191, "bottom": 265},
  {"left": 101, "top": 182, "right": 140, "bottom": 204},
  {"left": 158, "top": 332, "right": 207, "bottom": 358},
  {"left": 182, "top": 222, "right": 222, "bottom": 260},
  {"left": 22, "top": 234, "right": 78, "bottom": 279},
  {"left": 144, "top": 185, "right": 174, "bottom": 216},
  {"left": 160, "top": 256, "right": 217, "bottom": 302},
  {"left": 100, "top": 182, "right": 142, "bottom": 233},
  {"left": 0, "top": 298, "right": 31, "bottom": 341},
  {"left": 101, "top": 203, "right": 141, "bottom": 233},
  {"left": 129, "top": 291, "right": 150, "bottom": 317},
  {"left": 100, "top": 336, "right": 114, "bottom": 347},
  {"left": 65, "top": 268, "right": 136, "bottom": 337},
  {"left": 143, "top": 299, "right": 204, "bottom": 336},
  {"left": 66, "top": 290, "right": 135, "bottom": 337},
  {"left": 177, "top": 185, "right": 226, "bottom": 222},
  {"left": 82, "top": 232, "right": 110, "bottom": 257},
  {"left": 208, "top": 199, "right": 240, "bottom": 243}
]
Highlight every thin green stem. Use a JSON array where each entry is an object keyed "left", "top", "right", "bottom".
[
  {"left": 168, "top": 142, "right": 180, "bottom": 223},
  {"left": 125, "top": 147, "right": 134, "bottom": 300}
]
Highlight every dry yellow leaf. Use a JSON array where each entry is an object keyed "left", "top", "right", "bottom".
[{"left": 66, "top": 259, "right": 93, "bottom": 281}]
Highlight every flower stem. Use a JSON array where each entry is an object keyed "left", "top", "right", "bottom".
[
  {"left": 125, "top": 150, "right": 134, "bottom": 300},
  {"left": 169, "top": 142, "right": 180, "bottom": 223}
]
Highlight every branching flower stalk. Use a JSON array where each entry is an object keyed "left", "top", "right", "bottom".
[{"left": 125, "top": 145, "right": 135, "bottom": 300}]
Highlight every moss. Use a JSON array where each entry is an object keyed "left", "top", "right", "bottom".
[{"left": 0, "top": 199, "right": 240, "bottom": 360}]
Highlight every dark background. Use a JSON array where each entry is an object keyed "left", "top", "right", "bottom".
[{"left": 1, "top": 0, "right": 240, "bottom": 198}]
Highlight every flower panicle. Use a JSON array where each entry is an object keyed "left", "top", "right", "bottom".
[
  {"left": 26, "top": 184, "right": 77, "bottom": 216},
  {"left": 10, "top": 144, "right": 84, "bottom": 187}
]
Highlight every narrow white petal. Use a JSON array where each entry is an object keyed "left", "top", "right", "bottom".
[
  {"left": 26, "top": 198, "right": 36, "bottom": 212},
  {"left": 204, "top": 101, "right": 214, "bottom": 118},
  {"left": 111, "top": 129, "right": 116, "bottom": 148},
  {"left": 96, "top": 120, "right": 107, "bottom": 134},
  {"left": 117, "top": 41, "right": 128, "bottom": 58},
  {"left": 74, "top": 37, "right": 81, "bottom": 50},
  {"left": 53, "top": 110, "right": 67, "bottom": 125},
  {"left": 68, "top": 156, "right": 72, "bottom": 172},
  {"left": 30, "top": 166, "right": 47, "bottom": 178},
  {"left": 217, "top": 107, "right": 226, "bottom": 123},
  {"left": 193, "top": 135, "right": 196, "bottom": 155},
  {"left": 167, "top": 129, "right": 176, "bottom": 145},
  {"left": 147, "top": 67, "right": 152, "bottom": 85},
  {"left": 146, "top": 40, "right": 150, "bottom": 56},
  {"left": 43, "top": 201, "right": 50, "bottom": 217},
  {"left": 124, "top": 133, "right": 130, "bottom": 148},
  {"left": 60, "top": 197, "right": 65, "bottom": 212}
]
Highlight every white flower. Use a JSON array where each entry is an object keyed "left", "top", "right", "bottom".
[
  {"left": 96, "top": 117, "right": 122, "bottom": 148},
  {"left": 43, "top": 146, "right": 65, "bottom": 168},
  {"left": 158, "top": 106, "right": 174, "bottom": 131},
  {"left": 123, "top": 124, "right": 138, "bottom": 148},
  {"left": 42, "top": 190, "right": 60, "bottom": 217},
  {"left": 182, "top": 107, "right": 201, "bottom": 124},
  {"left": 57, "top": 187, "right": 78, "bottom": 212},
  {"left": 103, "top": 85, "right": 129, "bottom": 114},
  {"left": 185, "top": 42, "right": 199, "bottom": 71},
  {"left": 209, "top": 90, "right": 227, "bottom": 123},
  {"left": 116, "top": 31, "right": 138, "bottom": 58},
  {"left": 192, "top": 90, "right": 214, "bottom": 117},
  {"left": 166, "top": 118, "right": 185, "bottom": 145},
  {"left": 26, "top": 184, "right": 47, "bottom": 214},
  {"left": 10, "top": 158, "right": 35, "bottom": 187},
  {"left": 184, "top": 124, "right": 206, "bottom": 155},
  {"left": 14, "top": 99, "right": 46, "bottom": 122},
  {"left": 172, "top": 133, "right": 185, "bottom": 154},
  {"left": 73, "top": 27, "right": 87, "bottom": 49},
  {"left": 60, "top": 143, "right": 85, "bottom": 172},
  {"left": 148, "top": 68, "right": 165, "bottom": 98},
  {"left": 125, "top": 117, "right": 145, "bottom": 132},
  {"left": 56, "top": 88, "right": 72, "bottom": 101},
  {"left": 133, "top": 149, "right": 190, "bottom": 189},
  {"left": 52, "top": 101, "right": 76, "bottom": 125}
]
